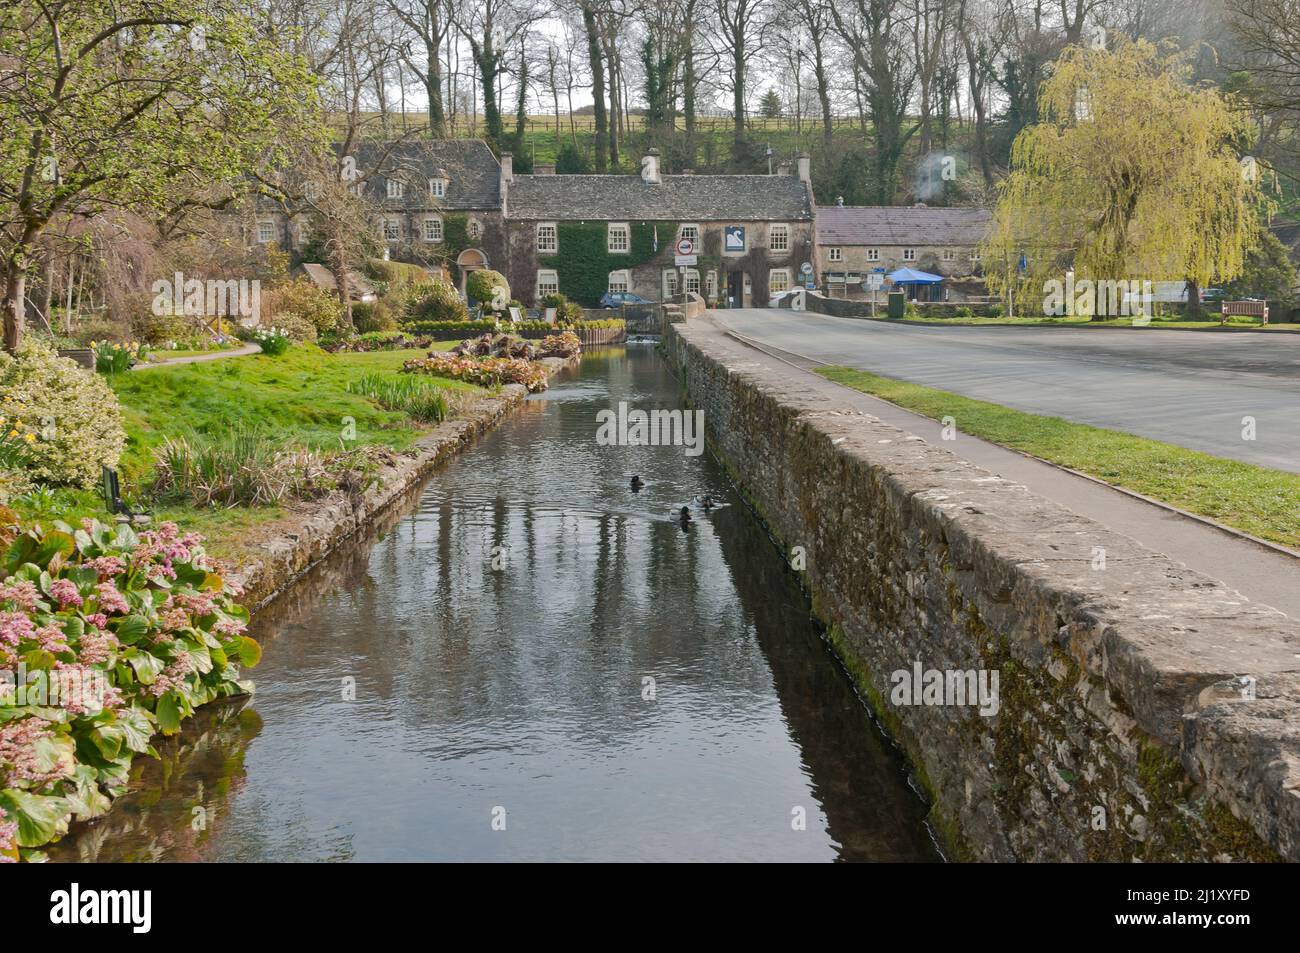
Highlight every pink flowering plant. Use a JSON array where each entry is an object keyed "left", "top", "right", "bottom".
[{"left": 0, "top": 518, "right": 259, "bottom": 861}]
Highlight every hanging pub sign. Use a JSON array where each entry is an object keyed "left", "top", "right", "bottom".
[{"left": 724, "top": 226, "right": 746, "bottom": 253}]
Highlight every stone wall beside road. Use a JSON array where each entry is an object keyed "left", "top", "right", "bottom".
[{"left": 665, "top": 319, "right": 1300, "bottom": 862}]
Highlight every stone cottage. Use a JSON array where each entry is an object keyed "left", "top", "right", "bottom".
[
  {"left": 814, "top": 203, "right": 992, "bottom": 300},
  {"left": 502, "top": 149, "right": 815, "bottom": 307},
  {"left": 254, "top": 138, "right": 508, "bottom": 298}
]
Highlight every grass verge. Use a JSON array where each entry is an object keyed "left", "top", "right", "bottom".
[
  {"left": 817, "top": 365, "right": 1300, "bottom": 550},
  {"left": 9, "top": 342, "right": 479, "bottom": 558}
]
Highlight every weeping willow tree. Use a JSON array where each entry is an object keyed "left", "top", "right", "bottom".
[{"left": 983, "top": 39, "right": 1266, "bottom": 318}]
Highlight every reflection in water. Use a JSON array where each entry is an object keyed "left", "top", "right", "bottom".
[{"left": 55, "top": 347, "right": 940, "bottom": 862}]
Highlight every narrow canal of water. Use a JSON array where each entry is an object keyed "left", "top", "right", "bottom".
[{"left": 53, "top": 346, "right": 940, "bottom": 862}]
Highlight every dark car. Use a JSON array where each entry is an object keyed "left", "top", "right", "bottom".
[{"left": 599, "top": 291, "right": 652, "bottom": 308}]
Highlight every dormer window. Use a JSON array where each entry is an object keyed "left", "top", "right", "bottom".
[
  {"left": 387, "top": 178, "right": 405, "bottom": 199},
  {"left": 429, "top": 177, "right": 447, "bottom": 198}
]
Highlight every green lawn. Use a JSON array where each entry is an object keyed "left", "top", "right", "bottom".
[
  {"left": 110, "top": 343, "right": 470, "bottom": 481},
  {"left": 817, "top": 366, "right": 1300, "bottom": 550},
  {"left": 9, "top": 342, "right": 478, "bottom": 558}
]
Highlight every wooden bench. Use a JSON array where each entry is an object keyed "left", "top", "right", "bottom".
[{"left": 1220, "top": 299, "right": 1269, "bottom": 326}]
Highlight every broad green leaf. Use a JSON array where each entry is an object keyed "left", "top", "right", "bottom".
[{"left": 0, "top": 789, "right": 71, "bottom": 848}]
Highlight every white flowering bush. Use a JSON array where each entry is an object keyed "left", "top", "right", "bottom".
[
  {"left": 0, "top": 341, "right": 125, "bottom": 489},
  {"left": 245, "top": 326, "right": 292, "bottom": 356}
]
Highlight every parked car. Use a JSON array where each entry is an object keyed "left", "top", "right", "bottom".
[{"left": 599, "top": 291, "right": 652, "bottom": 308}]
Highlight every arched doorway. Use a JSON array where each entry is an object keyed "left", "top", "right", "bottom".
[{"left": 456, "top": 248, "right": 489, "bottom": 298}]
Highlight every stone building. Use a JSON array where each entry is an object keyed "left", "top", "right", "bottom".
[
  {"left": 814, "top": 204, "right": 992, "bottom": 300},
  {"left": 254, "top": 138, "right": 508, "bottom": 297},
  {"left": 254, "top": 142, "right": 814, "bottom": 308},
  {"left": 502, "top": 149, "right": 815, "bottom": 307}
]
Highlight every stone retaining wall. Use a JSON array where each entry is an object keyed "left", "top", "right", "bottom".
[{"left": 665, "top": 320, "right": 1300, "bottom": 862}]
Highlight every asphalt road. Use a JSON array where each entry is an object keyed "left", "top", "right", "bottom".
[
  {"left": 697, "top": 316, "right": 1300, "bottom": 618},
  {"left": 712, "top": 309, "right": 1300, "bottom": 473}
]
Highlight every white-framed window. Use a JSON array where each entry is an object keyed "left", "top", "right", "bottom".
[
  {"left": 867, "top": 248, "right": 880, "bottom": 262},
  {"left": 429, "top": 177, "right": 447, "bottom": 198},
  {"left": 536, "top": 222, "right": 558, "bottom": 253},
  {"left": 467, "top": 218, "right": 482, "bottom": 240},
  {"left": 382, "top": 218, "right": 400, "bottom": 242},
  {"left": 969, "top": 249, "right": 981, "bottom": 262},
  {"left": 663, "top": 269, "right": 679, "bottom": 298},
  {"left": 608, "top": 270, "right": 630, "bottom": 294},
  {"left": 769, "top": 268, "right": 791, "bottom": 294},
  {"left": 828, "top": 247, "right": 843, "bottom": 262},
  {"left": 903, "top": 248, "right": 916, "bottom": 261},
  {"left": 679, "top": 223, "right": 700, "bottom": 246},
  {"left": 706, "top": 270, "right": 718, "bottom": 299},
  {"left": 291, "top": 220, "right": 307, "bottom": 248},
  {"left": 683, "top": 269, "right": 701, "bottom": 296},
  {"left": 769, "top": 224, "right": 790, "bottom": 253},
  {"left": 942, "top": 249, "right": 955, "bottom": 262},
  {"left": 348, "top": 182, "right": 364, "bottom": 197},
  {"left": 536, "top": 269, "right": 559, "bottom": 299},
  {"left": 422, "top": 217, "right": 444, "bottom": 243},
  {"left": 256, "top": 220, "right": 276, "bottom": 244},
  {"left": 607, "top": 222, "right": 630, "bottom": 253},
  {"left": 387, "top": 178, "right": 405, "bottom": 199}
]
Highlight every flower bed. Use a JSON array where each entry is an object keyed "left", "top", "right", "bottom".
[
  {"left": 0, "top": 514, "right": 259, "bottom": 861},
  {"left": 401, "top": 353, "right": 551, "bottom": 392}
]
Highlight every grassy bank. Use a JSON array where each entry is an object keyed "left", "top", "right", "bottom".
[
  {"left": 817, "top": 366, "right": 1300, "bottom": 549},
  {"left": 10, "top": 342, "right": 477, "bottom": 558}
]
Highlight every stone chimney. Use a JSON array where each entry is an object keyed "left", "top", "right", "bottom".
[
  {"left": 499, "top": 152, "right": 513, "bottom": 216},
  {"left": 641, "top": 148, "right": 661, "bottom": 184},
  {"left": 776, "top": 160, "right": 793, "bottom": 176},
  {"left": 534, "top": 163, "right": 556, "bottom": 175},
  {"left": 796, "top": 152, "right": 811, "bottom": 183}
]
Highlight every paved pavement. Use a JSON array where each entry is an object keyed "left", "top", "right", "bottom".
[
  {"left": 697, "top": 315, "right": 1300, "bottom": 619},
  {"left": 712, "top": 309, "right": 1300, "bottom": 473},
  {"left": 135, "top": 343, "right": 260, "bottom": 368}
]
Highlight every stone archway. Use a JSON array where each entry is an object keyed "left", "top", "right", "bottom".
[{"left": 456, "top": 248, "right": 489, "bottom": 297}]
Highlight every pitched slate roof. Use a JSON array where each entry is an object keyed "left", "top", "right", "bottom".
[
  {"left": 351, "top": 138, "right": 501, "bottom": 211},
  {"left": 508, "top": 174, "right": 813, "bottom": 222},
  {"left": 816, "top": 205, "right": 991, "bottom": 246}
]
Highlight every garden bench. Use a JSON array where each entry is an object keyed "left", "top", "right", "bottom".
[{"left": 1220, "top": 299, "right": 1268, "bottom": 326}]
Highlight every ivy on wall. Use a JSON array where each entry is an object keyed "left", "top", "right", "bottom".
[{"left": 540, "top": 220, "right": 677, "bottom": 305}]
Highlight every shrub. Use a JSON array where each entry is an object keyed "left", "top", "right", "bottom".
[
  {"left": 263, "top": 278, "right": 343, "bottom": 338},
  {"left": 404, "top": 281, "right": 470, "bottom": 324},
  {"left": 466, "top": 270, "right": 510, "bottom": 312},
  {"left": 987, "top": 304, "right": 1004, "bottom": 318},
  {"left": 402, "top": 353, "right": 549, "bottom": 392},
  {"left": 954, "top": 306, "right": 975, "bottom": 318},
  {"left": 133, "top": 310, "right": 193, "bottom": 345},
  {"left": 0, "top": 518, "right": 259, "bottom": 859},
  {"left": 537, "top": 331, "right": 582, "bottom": 359},
  {"left": 352, "top": 299, "right": 399, "bottom": 334},
  {"left": 347, "top": 372, "right": 452, "bottom": 423},
  {"left": 245, "top": 327, "right": 292, "bottom": 356},
  {"left": 0, "top": 341, "right": 125, "bottom": 489}
]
